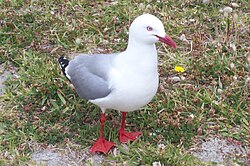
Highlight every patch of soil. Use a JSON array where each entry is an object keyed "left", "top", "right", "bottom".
[
  {"left": 28, "top": 142, "right": 106, "bottom": 166},
  {"left": 0, "top": 64, "right": 11, "bottom": 112},
  {"left": 0, "top": 64, "right": 10, "bottom": 96},
  {"left": 189, "top": 135, "right": 249, "bottom": 165}
]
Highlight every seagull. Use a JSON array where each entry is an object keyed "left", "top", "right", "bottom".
[{"left": 58, "top": 13, "right": 176, "bottom": 154}]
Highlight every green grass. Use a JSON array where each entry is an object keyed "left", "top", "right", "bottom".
[{"left": 0, "top": 0, "right": 249, "bottom": 165}]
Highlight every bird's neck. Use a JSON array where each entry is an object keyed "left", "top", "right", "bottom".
[
  {"left": 126, "top": 38, "right": 157, "bottom": 55},
  {"left": 114, "top": 38, "right": 158, "bottom": 73}
]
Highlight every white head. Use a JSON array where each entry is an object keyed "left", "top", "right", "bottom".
[{"left": 128, "top": 14, "right": 176, "bottom": 48}]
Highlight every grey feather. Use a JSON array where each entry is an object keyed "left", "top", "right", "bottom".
[{"left": 67, "top": 53, "right": 117, "bottom": 100}]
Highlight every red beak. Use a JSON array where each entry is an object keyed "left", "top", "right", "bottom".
[{"left": 156, "top": 35, "right": 177, "bottom": 49}]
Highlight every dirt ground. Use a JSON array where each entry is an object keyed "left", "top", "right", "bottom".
[
  {"left": 29, "top": 142, "right": 106, "bottom": 166},
  {"left": 190, "top": 135, "right": 249, "bottom": 165},
  {"left": 0, "top": 64, "right": 9, "bottom": 96},
  {"left": 0, "top": 64, "right": 10, "bottom": 112}
]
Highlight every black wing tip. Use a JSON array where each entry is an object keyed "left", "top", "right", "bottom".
[
  {"left": 58, "top": 56, "right": 64, "bottom": 62},
  {"left": 58, "top": 56, "right": 70, "bottom": 80},
  {"left": 58, "top": 56, "right": 68, "bottom": 63},
  {"left": 58, "top": 56, "right": 69, "bottom": 68}
]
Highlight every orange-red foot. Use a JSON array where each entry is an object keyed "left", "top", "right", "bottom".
[
  {"left": 119, "top": 130, "right": 142, "bottom": 143},
  {"left": 90, "top": 137, "right": 115, "bottom": 154}
]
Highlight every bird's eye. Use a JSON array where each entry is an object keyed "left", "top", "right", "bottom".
[{"left": 146, "top": 26, "right": 153, "bottom": 31}]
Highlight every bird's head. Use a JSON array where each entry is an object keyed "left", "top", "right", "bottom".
[{"left": 129, "top": 14, "right": 176, "bottom": 48}]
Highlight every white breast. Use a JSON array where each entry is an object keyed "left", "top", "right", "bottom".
[
  {"left": 91, "top": 67, "right": 158, "bottom": 112},
  {"left": 112, "top": 66, "right": 159, "bottom": 111},
  {"left": 90, "top": 50, "right": 159, "bottom": 112}
]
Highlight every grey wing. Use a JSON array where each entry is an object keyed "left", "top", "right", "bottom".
[
  {"left": 69, "top": 67, "right": 111, "bottom": 100},
  {"left": 66, "top": 54, "right": 115, "bottom": 100}
]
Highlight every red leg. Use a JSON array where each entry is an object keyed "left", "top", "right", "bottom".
[
  {"left": 119, "top": 112, "right": 142, "bottom": 143},
  {"left": 90, "top": 113, "right": 115, "bottom": 154}
]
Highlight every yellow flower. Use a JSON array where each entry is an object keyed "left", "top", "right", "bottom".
[{"left": 175, "top": 66, "right": 185, "bottom": 73}]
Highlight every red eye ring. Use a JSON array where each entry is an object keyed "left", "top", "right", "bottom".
[{"left": 147, "top": 26, "right": 153, "bottom": 31}]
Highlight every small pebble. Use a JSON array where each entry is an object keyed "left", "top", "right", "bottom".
[
  {"left": 202, "top": 0, "right": 210, "bottom": 4},
  {"left": 229, "top": 62, "right": 235, "bottom": 69},
  {"left": 217, "top": 89, "right": 223, "bottom": 94},
  {"left": 169, "top": 76, "right": 181, "bottom": 83},
  {"left": 223, "top": 7, "right": 233, "bottom": 14},
  {"left": 75, "top": 38, "right": 82, "bottom": 45},
  {"left": 231, "top": 3, "right": 239, "bottom": 8},
  {"left": 245, "top": 77, "right": 250, "bottom": 86},
  {"left": 152, "top": 161, "right": 161, "bottom": 166}
]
